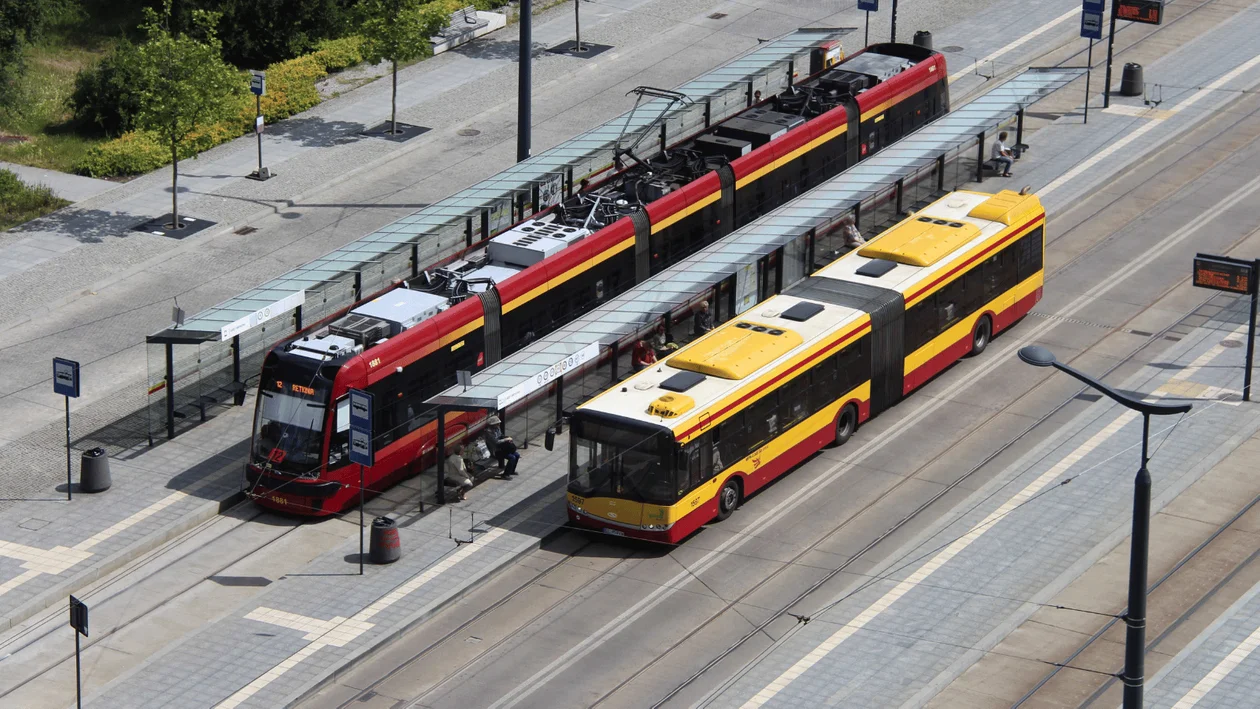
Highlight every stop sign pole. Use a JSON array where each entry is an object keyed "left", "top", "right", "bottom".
[{"left": 248, "top": 71, "right": 273, "bottom": 181}]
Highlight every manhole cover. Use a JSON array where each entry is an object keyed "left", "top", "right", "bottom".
[
  {"left": 18, "top": 518, "right": 51, "bottom": 531},
  {"left": 457, "top": 128, "right": 481, "bottom": 137},
  {"left": 709, "top": 12, "right": 727, "bottom": 19},
  {"left": 941, "top": 45, "right": 964, "bottom": 52},
  {"left": 1221, "top": 339, "right": 1243, "bottom": 348}
]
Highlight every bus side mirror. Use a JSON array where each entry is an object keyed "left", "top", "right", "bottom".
[{"left": 545, "top": 427, "right": 556, "bottom": 451}]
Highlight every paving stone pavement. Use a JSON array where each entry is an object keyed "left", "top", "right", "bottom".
[
  {"left": 0, "top": 405, "right": 250, "bottom": 632},
  {"left": 85, "top": 430, "right": 573, "bottom": 708},
  {"left": 1146, "top": 577, "right": 1260, "bottom": 709},
  {"left": 700, "top": 302, "right": 1260, "bottom": 708}
]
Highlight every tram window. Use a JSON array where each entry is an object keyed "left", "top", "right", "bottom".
[{"left": 328, "top": 397, "right": 350, "bottom": 469}]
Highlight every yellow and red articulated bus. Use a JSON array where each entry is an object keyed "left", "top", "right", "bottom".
[{"left": 567, "top": 189, "right": 1046, "bottom": 543}]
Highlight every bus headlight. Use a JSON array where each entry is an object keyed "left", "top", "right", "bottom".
[
  {"left": 640, "top": 523, "right": 673, "bottom": 531},
  {"left": 568, "top": 500, "right": 584, "bottom": 514}
]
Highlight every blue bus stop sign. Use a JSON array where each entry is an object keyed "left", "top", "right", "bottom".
[
  {"left": 1082, "top": 0, "right": 1105, "bottom": 39},
  {"left": 349, "top": 427, "right": 374, "bottom": 467},
  {"left": 53, "top": 358, "right": 80, "bottom": 398},
  {"left": 858, "top": 0, "right": 878, "bottom": 11},
  {"left": 1081, "top": 11, "right": 1104, "bottom": 38},
  {"left": 349, "top": 389, "right": 373, "bottom": 432}
]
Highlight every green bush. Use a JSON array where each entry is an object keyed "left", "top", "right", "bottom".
[
  {"left": 311, "top": 36, "right": 363, "bottom": 72},
  {"left": 258, "top": 54, "right": 326, "bottom": 121},
  {"left": 74, "top": 130, "right": 166, "bottom": 177},
  {"left": 0, "top": 168, "right": 70, "bottom": 231},
  {"left": 68, "top": 40, "right": 144, "bottom": 136}
]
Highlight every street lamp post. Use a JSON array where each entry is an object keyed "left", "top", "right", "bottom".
[{"left": 1017, "top": 345, "right": 1190, "bottom": 709}]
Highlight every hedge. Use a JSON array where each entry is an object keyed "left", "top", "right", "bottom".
[
  {"left": 312, "top": 36, "right": 365, "bottom": 72},
  {"left": 75, "top": 131, "right": 169, "bottom": 178},
  {"left": 74, "top": 41, "right": 359, "bottom": 177}
]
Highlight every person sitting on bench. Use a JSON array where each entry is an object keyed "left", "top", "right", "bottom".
[{"left": 991, "top": 131, "right": 1015, "bottom": 177}]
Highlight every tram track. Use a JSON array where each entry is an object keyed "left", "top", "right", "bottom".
[{"left": 1013, "top": 489, "right": 1260, "bottom": 708}]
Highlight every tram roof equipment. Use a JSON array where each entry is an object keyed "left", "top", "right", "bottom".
[
  {"left": 429, "top": 67, "right": 1084, "bottom": 412},
  {"left": 151, "top": 28, "right": 854, "bottom": 344}
]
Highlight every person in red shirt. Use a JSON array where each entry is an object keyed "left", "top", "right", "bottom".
[{"left": 632, "top": 340, "right": 657, "bottom": 372}]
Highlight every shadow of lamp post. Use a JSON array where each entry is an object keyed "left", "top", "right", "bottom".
[{"left": 1017, "top": 345, "right": 1191, "bottom": 709}]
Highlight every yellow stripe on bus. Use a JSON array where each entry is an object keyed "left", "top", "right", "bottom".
[
  {"left": 575, "top": 382, "right": 868, "bottom": 525},
  {"left": 666, "top": 317, "right": 872, "bottom": 443},
  {"left": 902, "top": 273, "right": 1042, "bottom": 375}
]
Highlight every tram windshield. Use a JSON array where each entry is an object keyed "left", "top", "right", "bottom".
[
  {"left": 253, "top": 360, "right": 332, "bottom": 476},
  {"left": 569, "top": 415, "right": 676, "bottom": 505}
]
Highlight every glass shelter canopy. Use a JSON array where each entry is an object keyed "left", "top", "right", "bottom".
[
  {"left": 154, "top": 28, "right": 852, "bottom": 343},
  {"left": 430, "top": 67, "right": 1084, "bottom": 411}
]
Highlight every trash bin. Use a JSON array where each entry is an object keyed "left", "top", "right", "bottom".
[
  {"left": 80, "top": 447, "right": 111, "bottom": 493},
  {"left": 913, "top": 31, "right": 933, "bottom": 50},
  {"left": 369, "top": 516, "right": 401, "bottom": 564},
  {"left": 1120, "top": 62, "right": 1143, "bottom": 97}
]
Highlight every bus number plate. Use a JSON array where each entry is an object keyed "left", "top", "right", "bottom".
[{"left": 602, "top": 527, "right": 625, "bottom": 537}]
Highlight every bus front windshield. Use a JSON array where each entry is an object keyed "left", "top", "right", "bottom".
[
  {"left": 253, "top": 365, "right": 332, "bottom": 476},
  {"left": 569, "top": 417, "right": 676, "bottom": 505}
]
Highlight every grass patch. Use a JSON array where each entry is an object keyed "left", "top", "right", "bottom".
[
  {"left": 0, "top": 169, "right": 70, "bottom": 231},
  {"left": 0, "top": 44, "right": 109, "bottom": 173}
]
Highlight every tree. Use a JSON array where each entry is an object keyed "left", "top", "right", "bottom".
[
  {"left": 0, "top": 0, "right": 49, "bottom": 112},
  {"left": 358, "top": 0, "right": 453, "bottom": 134},
  {"left": 132, "top": 0, "right": 243, "bottom": 229}
]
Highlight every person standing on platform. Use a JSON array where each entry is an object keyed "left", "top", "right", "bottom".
[{"left": 693, "top": 301, "right": 714, "bottom": 336}]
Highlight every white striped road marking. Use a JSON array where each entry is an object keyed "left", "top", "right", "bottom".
[
  {"left": 1168, "top": 624, "right": 1260, "bottom": 708},
  {"left": 486, "top": 164, "right": 1260, "bottom": 709},
  {"left": 736, "top": 331, "right": 1239, "bottom": 708},
  {"left": 948, "top": 6, "right": 1080, "bottom": 84},
  {"left": 216, "top": 494, "right": 552, "bottom": 709},
  {"left": 1041, "top": 52, "right": 1260, "bottom": 198},
  {"left": 0, "top": 490, "right": 189, "bottom": 599}
]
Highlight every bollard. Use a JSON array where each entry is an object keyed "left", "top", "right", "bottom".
[
  {"left": 369, "top": 516, "right": 401, "bottom": 564},
  {"left": 544, "top": 427, "right": 556, "bottom": 451},
  {"left": 913, "top": 31, "right": 932, "bottom": 50},
  {"left": 79, "top": 447, "right": 111, "bottom": 493},
  {"left": 1120, "top": 62, "right": 1144, "bottom": 97}
]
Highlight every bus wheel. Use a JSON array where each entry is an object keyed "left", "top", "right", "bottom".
[
  {"left": 969, "top": 315, "right": 992, "bottom": 357},
  {"left": 835, "top": 404, "right": 857, "bottom": 446},
  {"left": 716, "top": 478, "right": 741, "bottom": 521}
]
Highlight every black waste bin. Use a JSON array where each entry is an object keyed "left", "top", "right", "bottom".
[
  {"left": 369, "top": 516, "right": 401, "bottom": 564},
  {"left": 80, "top": 447, "right": 111, "bottom": 493},
  {"left": 913, "top": 31, "right": 932, "bottom": 50},
  {"left": 1120, "top": 62, "right": 1144, "bottom": 97}
]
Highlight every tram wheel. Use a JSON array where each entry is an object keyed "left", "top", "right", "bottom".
[
  {"left": 969, "top": 315, "right": 992, "bottom": 357},
  {"left": 716, "top": 478, "right": 741, "bottom": 521},
  {"left": 835, "top": 404, "right": 857, "bottom": 446}
]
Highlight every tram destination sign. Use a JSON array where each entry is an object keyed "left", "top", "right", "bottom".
[
  {"left": 1116, "top": 0, "right": 1163, "bottom": 24},
  {"left": 1193, "top": 254, "right": 1256, "bottom": 295}
]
